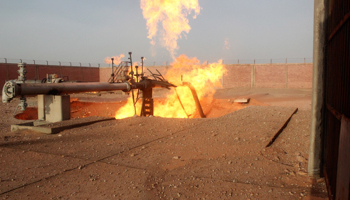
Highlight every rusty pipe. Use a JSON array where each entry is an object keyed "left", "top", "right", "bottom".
[
  {"left": 3, "top": 81, "right": 131, "bottom": 102},
  {"left": 182, "top": 82, "right": 206, "bottom": 118}
]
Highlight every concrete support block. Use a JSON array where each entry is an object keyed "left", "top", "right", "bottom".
[
  {"left": 37, "top": 95, "right": 70, "bottom": 122},
  {"left": 38, "top": 95, "right": 45, "bottom": 120}
]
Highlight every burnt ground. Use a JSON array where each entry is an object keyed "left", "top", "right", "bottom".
[{"left": 0, "top": 88, "right": 328, "bottom": 200}]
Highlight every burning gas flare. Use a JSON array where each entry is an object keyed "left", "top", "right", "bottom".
[
  {"left": 115, "top": 55, "right": 226, "bottom": 119},
  {"left": 224, "top": 38, "right": 230, "bottom": 50},
  {"left": 114, "top": 0, "right": 226, "bottom": 119},
  {"left": 140, "top": 0, "right": 200, "bottom": 58},
  {"left": 104, "top": 54, "right": 125, "bottom": 65}
]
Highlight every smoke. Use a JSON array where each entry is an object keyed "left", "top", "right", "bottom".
[
  {"left": 140, "top": 0, "right": 200, "bottom": 59},
  {"left": 104, "top": 54, "right": 125, "bottom": 65}
]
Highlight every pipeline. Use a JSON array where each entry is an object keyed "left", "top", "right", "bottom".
[
  {"left": 2, "top": 81, "right": 131, "bottom": 103},
  {"left": 182, "top": 82, "right": 206, "bottom": 118}
]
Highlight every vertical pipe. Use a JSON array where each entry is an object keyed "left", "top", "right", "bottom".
[
  {"left": 129, "top": 52, "right": 134, "bottom": 80},
  {"left": 141, "top": 57, "right": 144, "bottom": 77},
  {"left": 308, "top": 0, "right": 328, "bottom": 178},
  {"left": 111, "top": 58, "right": 114, "bottom": 83}
]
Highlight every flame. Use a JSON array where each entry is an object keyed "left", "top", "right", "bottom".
[
  {"left": 104, "top": 54, "right": 125, "bottom": 65},
  {"left": 115, "top": 94, "right": 142, "bottom": 119},
  {"left": 115, "top": 55, "right": 226, "bottom": 119},
  {"left": 224, "top": 38, "right": 230, "bottom": 50},
  {"left": 140, "top": 0, "right": 200, "bottom": 58}
]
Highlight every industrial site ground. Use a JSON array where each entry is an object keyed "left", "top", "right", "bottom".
[{"left": 0, "top": 88, "right": 328, "bottom": 199}]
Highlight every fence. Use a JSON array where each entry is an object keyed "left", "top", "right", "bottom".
[
  {"left": 1, "top": 59, "right": 313, "bottom": 90},
  {"left": 142, "top": 58, "right": 313, "bottom": 67},
  {"left": 0, "top": 58, "right": 103, "bottom": 68},
  {"left": 100, "top": 63, "right": 313, "bottom": 89},
  {"left": 0, "top": 63, "right": 100, "bottom": 88}
]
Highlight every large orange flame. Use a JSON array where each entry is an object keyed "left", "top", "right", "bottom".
[
  {"left": 140, "top": 0, "right": 200, "bottom": 58},
  {"left": 115, "top": 55, "right": 226, "bottom": 119}
]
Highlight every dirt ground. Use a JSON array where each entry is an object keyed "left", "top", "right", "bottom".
[{"left": 0, "top": 88, "right": 328, "bottom": 200}]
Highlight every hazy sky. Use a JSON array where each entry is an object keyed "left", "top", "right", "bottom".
[{"left": 0, "top": 1, "right": 314, "bottom": 66}]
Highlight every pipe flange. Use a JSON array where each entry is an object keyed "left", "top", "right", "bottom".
[{"left": 2, "top": 81, "right": 16, "bottom": 103}]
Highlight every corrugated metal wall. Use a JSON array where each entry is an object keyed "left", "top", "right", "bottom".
[{"left": 324, "top": 0, "right": 350, "bottom": 199}]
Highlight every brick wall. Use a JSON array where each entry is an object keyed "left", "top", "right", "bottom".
[
  {"left": 0, "top": 63, "right": 99, "bottom": 88},
  {"left": 223, "top": 64, "right": 252, "bottom": 88},
  {"left": 255, "top": 64, "right": 286, "bottom": 88},
  {"left": 287, "top": 64, "right": 313, "bottom": 88},
  {"left": 0, "top": 62, "right": 313, "bottom": 90},
  {"left": 99, "top": 63, "right": 313, "bottom": 89}
]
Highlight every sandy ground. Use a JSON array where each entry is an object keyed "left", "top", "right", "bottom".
[{"left": 0, "top": 88, "right": 328, "bottom": 199}]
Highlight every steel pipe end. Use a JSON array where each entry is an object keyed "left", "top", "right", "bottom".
[{"left": 2, "top": 81, "right": 17, "bottom": 103}]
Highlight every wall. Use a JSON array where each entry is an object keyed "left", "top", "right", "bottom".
[
  {"left": 1, "top": 62, "right": 313, "bottom": 89},
  {"left": 222, "top": 63, "right": 313, "bottom": 89},
  {"left": 0, "top": 63, "right": 100, "bottom": 88}
]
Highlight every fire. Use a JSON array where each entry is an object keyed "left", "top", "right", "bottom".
[
  {"left": 154, "top": 55, "right": 226, "bottom": 118},
  {"left": 140, "top": 0, "right": 200, "bottom": 59},
  {"left": 115, "top": 96, "right": 140, "bottom": 119},
  {"left": 224, "top": 38, "right": 230, "bottom": 50},
  {"left": 114, "top": 0, "right": 227, "bottom": 119},
  {"left": 104, "top": 54, "right": 125, "bottom": 65},
  {"left": 114, "top": 55, "right": 226, "bottom": 119}
]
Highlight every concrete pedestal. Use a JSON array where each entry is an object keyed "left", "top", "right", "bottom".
[{"left": 38, "top": 95, "right": 70, "bottom": 122}]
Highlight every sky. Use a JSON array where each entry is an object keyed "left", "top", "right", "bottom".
[{"left": 0, "top": 0, "right": 314, "bottom": 66}]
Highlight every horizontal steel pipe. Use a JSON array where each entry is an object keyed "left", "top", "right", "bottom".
[{"left": 15, "top": 82, "right": 131, "bottom": 96}]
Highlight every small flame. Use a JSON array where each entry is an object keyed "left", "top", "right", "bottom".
[
  {"left": 104, "top": 54, "right": 125, "bottom": 65},
  {"left": 115, "top": 55, "right": 226, "bottom": 119},
  {"left": 224, "top": 38, "right": 230, "bottom": 50},
  {"left": 140, "top": 0, "right": 200, "bottom": 58}
]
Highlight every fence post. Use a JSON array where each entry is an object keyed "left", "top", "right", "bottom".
[
  {"left": 79, "top": 63, "right": 81, "bottom": 67},
  {"left": 89, "top": 63, "right": 91, "bottom": 67},
  {"left": 33, "top": 60, "right": 35, "bottom": 65},
  {"left": 238, "top": 59, "right": 239, "bottom": 64},
  {"left": 20, "top": 59, "right": 22, "bottom": 63},
  {"left": 4, "top": 58, "right": 7, "bottom": 63},
  {"left": 270, "top": 59, "right": 272, "bottom": 64},
  {"left": 46, "top": 61, "right": 48, "bottom": 65},
  {"left": 59, "top": 61, "right": 61, "bottom": 66},
  {"left": 70, "top": 62, "right": 72, "bottom": 66}
]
